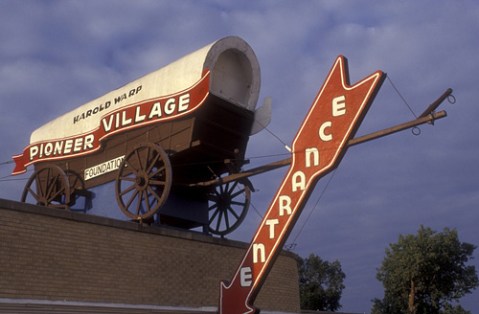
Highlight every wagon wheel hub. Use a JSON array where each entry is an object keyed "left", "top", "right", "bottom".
[
  {"left": 37, "top": 197, "right": 48, "bottom": 206},
  {"left": 217, "top": 193, "right": 231, "bottom": 210},
  {"left": 135, "top": 172, "right": 149, "bottom": 190}
]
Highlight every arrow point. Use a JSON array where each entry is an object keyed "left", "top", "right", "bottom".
[{"left": 219, "top": 280, "right": 258, "bottom": 314}]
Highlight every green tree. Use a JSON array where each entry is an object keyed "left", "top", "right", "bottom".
[
  {"left": 298, "top": 253, "right": 345, "bottom": 311},
  {"left": 372, "top": 226, "right": 478, "bottom": 314}
]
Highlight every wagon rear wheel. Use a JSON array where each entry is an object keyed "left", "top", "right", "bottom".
[
  {"left": 115, "top": 143, "right": 172, "bottom": 221},
  {"left": 21, "top": 164, "right": 71, "bottom": 209},
  {"left": 207, "top": 179, "right": 251, "bottom": 236},
  {"left": 65, "top": 170, "right": 91, "bottom": 211}
]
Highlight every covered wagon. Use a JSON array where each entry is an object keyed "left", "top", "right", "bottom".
[{"left": 12, "top": 36, "right": 271, "bottom": 236}]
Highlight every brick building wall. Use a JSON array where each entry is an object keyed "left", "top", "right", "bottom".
[{"left": 0, "top": 199, "right": 300, "bottom": 313}]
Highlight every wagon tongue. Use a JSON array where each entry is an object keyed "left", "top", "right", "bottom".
[{"left": 219, "top": 55, "right": 385, "bottom": 314}]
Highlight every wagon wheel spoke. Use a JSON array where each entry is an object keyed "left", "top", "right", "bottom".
[
  {"left": 227, "top": 181, "right": 239, "bottom": 194},
  {"left": 208, "top": 190, "right": 222, "bottom": 219},
  {"left": 45, "top": 167, "right": 52, "bottom": 188},
  {"left": 148, "top": 164, "right": 166, "bottom": 178},
  {"left": 145, "top": 186, "right": 161, "bottom": 210},
  {"left": 116, "top": 143, "right": 172, "bottom": 221},
  {"left": 135, "top": 190, "right": 144, "bottom": 215},
  {"left": 149, "top": 179, "right": 166, "bottom": 186},
  {"left": 215, "top": 209, "right": 224, "bottom": 233},
  {"left": 25, "top": 186, "right": 40, "bottom": 202},
  {"left": 118, "top": 175, "right": 137, "bottom": 183},
  {"left": 66, "top": 171, "right": 82, "bottom": 191},
  {"left": 119, "top": 183, "right": 137, "bottom": 197},
  {"left": 45, "top": 174, "right": 61, "bottom": 202},
  {"left": 146, "top": 185, "right": 162, "bottom": 202},
  {"left": 125, "top": 189, "right": 139, "bottom": 211},
  {"left": 223, "top": 208, "right": 230, "bottom": 230},
  {"left": 230, "top": 188, "right": 246, "bottom": 199},
  {"left": 209, "top": 204, "right": 220, "bottom": 222},
  {"left": 207, "top": 179, "right": 251, "bottom": 236},
  {"left": 47, "top": 183, "right": 66, "bottom": 203},
  {"left": 145, "top": 187, "right": 156, "bottom": 213},
  {"left": 35, "top": 171, "right": 46, "bottom": 198},
  {"left": 134, "top": 149, "right": 143, "bottom": 171},
  {"left": 227, "top": 204, "right": 243, "bottom": 219},
  {"left": 208, "top": 198, "right": 219, "bottom": 209},
  {"left": 38, "top": 168, "right": 51, "bottom": 198},
  {"left": 146, "top": 151, "right": 161, "bottom": 174},
  {"left": 64, "top": 170, "right": 87, "bottom": 209},
  {"left": 228, "top": 202, "right": 246, "bottom": 212},
  {"left": 124, "top": 159, "right": 140, "bottom": 176}
]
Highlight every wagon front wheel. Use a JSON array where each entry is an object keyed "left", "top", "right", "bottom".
[
  {"left": 207, "top": 179, "right": 251, "bottom": 236},
  {"left": 21, "top": 164, "right": 71, "bottom": 209},
  {"left": 115, "top": 143, "right": 172, "bottom": 221}
]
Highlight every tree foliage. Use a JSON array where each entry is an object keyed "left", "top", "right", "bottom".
[
  {"left": 372, "top": 226, "right": 478, "bottom": 314},
  {"left": 298, "top": 253, "right": 345, "bottom": 311}
]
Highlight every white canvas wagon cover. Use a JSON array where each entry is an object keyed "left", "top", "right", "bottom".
[{"left": 13, "top": 36, "right": 266, "bottom": 174}]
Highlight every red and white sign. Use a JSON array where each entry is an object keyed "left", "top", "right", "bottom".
[
  {"left": 219, "top": 56, "right": 385, "bottom": 314},
  {"left": 12, "top": 70, "right": 211, "bottom": 175}
]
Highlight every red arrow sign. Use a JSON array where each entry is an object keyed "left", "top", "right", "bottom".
[{"left": 219, "top": 56, "right": 385, "bottom": 314}]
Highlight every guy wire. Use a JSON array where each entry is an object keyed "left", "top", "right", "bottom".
[
  {"left": 287, "top": 168, "right": 338, "bottom": 250},
  {"left": 386, "top": 75, "right": 417, "bottom": 118}
]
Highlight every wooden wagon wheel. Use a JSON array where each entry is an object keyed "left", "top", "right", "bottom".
[
  {"left": 65, "top": 170, "right": 84, "bottom": 193},
  {"left": 115, "top": 143, "right": 172, "bottom": 221},
  {"left": 21, "top": 164, "right": 71, "bottom": 209},
  {"left": 207, "top": 179, "right": 251, "bottom": 236}
]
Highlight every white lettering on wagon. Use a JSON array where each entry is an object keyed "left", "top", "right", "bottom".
[
  {"left": 84, "top": 155, "right": 125, "bottom": 181},
  {"left": 23, "top": 91, "right": 193, "bottom": 165},
  {"left": 101, "top": 92, "right": 190, "bottom": 133},
  {"left": 73, "top": 85, "right": 143, "bottom": 124},
  {"left": 12, "top": 70, "right": 210, "bottom": 175},
  {"left": 29, "top": 134, "right": 95, "bottom": 161}
]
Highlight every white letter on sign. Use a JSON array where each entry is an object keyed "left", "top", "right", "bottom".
[
  {"left": 319, "top": 121, "right": 332, "bottom": 142},
  {"left": 178, "top": 93, "right": 190, "bottom": 112},
  {"left": 29, "top": 146, "right": 39, "bottom": 160},
  {"left": 279, "top": 195, "right": 292, "bottom": 216},
  {"left": 135, "top": 106, "right": 146, "bottom": 122},
  {"left": 253, "top": 243, "right": 266, "bottom": 263},
  {"left": 305, "top": 148, "right": 319, "bottom": 167},
  {"left": 292, "top": 171, "right": 306, "bottom": 192},
  {"left": 240, "top": 267, "right": 252, "bottom": 287},
  {"left": 265, "top": 219, "right": 279, "bottom": 239},
  {"left": 332, "top": 95, "right": 346, "bottom": 116}
]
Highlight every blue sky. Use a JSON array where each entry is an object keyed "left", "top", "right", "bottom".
[{"left": 1, "top": 1, "right": 478, "bottom": 313}]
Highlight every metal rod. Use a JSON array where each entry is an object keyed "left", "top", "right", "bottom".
[
  {"left": 191, "top": 157, "right": 292, "bottom": 187},
  {"left": 419, "top": 88, "right": 453, "bottom": 118},
  {"left": 348, "top": 110, "right": 447, "bottom": 147},
  {"left": 191, "top": 94, "right": 450, "bottom": 187}
]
